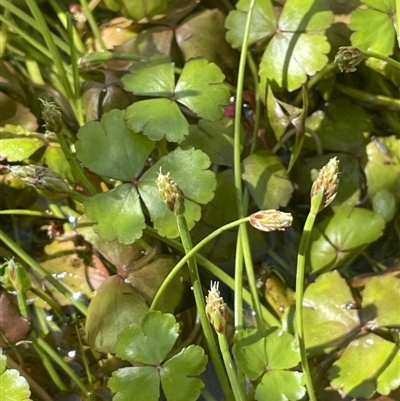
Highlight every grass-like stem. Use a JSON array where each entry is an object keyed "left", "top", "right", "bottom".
[{"left": 295, "top": 191, "right": 324, "bottom": 401}]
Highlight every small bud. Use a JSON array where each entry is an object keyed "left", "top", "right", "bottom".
[
  {"left": 9, "top": 165, "right": 71, "bottom": 193},
  {"left": 205, "top": 281, "right": 228, "bottom": 333},
  {"left": 2, "top": 259, "right": 31, "bottom": 293},
  {"left": 310, "top": 157, "right": 340, "bottom": 211},
  {"left": 39, "top": 99, "right": 62, "bottom": 133},
  {"left": 249, "top": 210, "right": 293, "bottom": 232},
  {"left": 156, "top": 171, "right": 185, "bottom": 215},
  {"left": 334, "top": 46, "right": 365, "bottom": 73}
]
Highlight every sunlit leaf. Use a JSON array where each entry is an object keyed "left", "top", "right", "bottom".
[
  {"left": 365, "top": 135, "right": 400, "bottom": 199},
  {"left": 350, "top": 0, "right": 397, "bottom": 56},
  {"left": 0, "top": 349, "right": 32, "bottom": 400},
  {"left": 361, "top": 275, "right": 400, "bottom": 328},
  {"left": 255, "top": 370, "right": 305, "bottom": 401},
  {"left": 303, "top": 271, "right": 360, "bottom": 356},
  {"left": 0, "top": 126, "right": 46, "bottom": 162},
  {"left": 242, "top": 150, "right": 294, "bottom": 209},
  {"left": 307, "top": 206, "right": 385, "bottom": 272},
  {"left": 226, "top": 0, "right": 333, "bottom": 91},
  {"left": 329, "top": 334, "right": 398, "bottom": 399}
]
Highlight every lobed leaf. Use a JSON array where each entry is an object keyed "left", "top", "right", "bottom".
[
  {"left": 76, "top": 109, "right": 155, "bottom": 181},
  {"left": 84, "top": 184, "right": 146, "bottom": 244}
]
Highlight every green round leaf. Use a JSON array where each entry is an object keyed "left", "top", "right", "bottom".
[
  {"left": 255, "top": 370, "right": 305, "bottom": 401},
  {"left": 121, "top": 56, "right": 175, "bottom": 96},
  {"left": 125, "top": 99, "right": 189, "bottom": 142},
  {"left": 225, "top": 0, "right": 277, "bottom": 49},
  {"left": 233, "top": 328, "right": 267, "bottom": 380},
  {"left": 109, "top": 366, "right": 160, "bottom": 401},
  {"left": 303, "top": 271, "right": 360, "bottom": 356},
  {"left": 264, "top": 328, "right": 300, "bottom": 370},
  {"left": 242, "top": 149, "right": 294, "bottom": 209},
  {"left": 175, "top": 58, "right": 230, "bottom": 121},
  {"left": 85, "top": 275, "right": 149, "bottom": 356},
  {"left": 76, "top": 109, "right": 155, "bottom": 181},
  {"left": 350, "top": 5, "right": 396, "bottom": 56},
  {"left": 361, "top": 275, "right": 400, "bottom": 328},
  {"left": 307, "top": 206, "right": 385, "bottom": 272},
  {"left": 161, "top": 345, "right": 207, "bottom": 401},
  {"left": 329, "top": 334, "right": 397, "bottom": 399},
  {"left": 84, "top": 184, "right": 146, "bottom": 244},
  {"left": 115, "top": 310, "right": 179, "bottom": 364},
  {"left": 138, "top": 147, "right": 216, "bottom": 238}
]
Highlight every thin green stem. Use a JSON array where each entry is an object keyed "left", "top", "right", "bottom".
[
  {"left": 0, "top": 210, "right": 66, "bottom": 219},
  {"left": 80, "top": 0, "right": 107, "bottom": 51},
  {"left": 76, "top": 325, "right": 96, "bottom": 400},
  {"left": 217, "top": 331, "right": 246, "bottom": 401},
  {"left": 145, "top": 226, "right": 280, "bottom": 327},
  {"left": 364, "top": 49, "right": 400, "bottom": 71},
  {"left": 295, "top": 191, "right": 324, "bottom": 401},
  {"left": 32, "top": 333, "right": 91, "bottom": 395},
  {"left": 175, "top": 210, "right": 234, "bottom": 401},
  {"left": 0, "top": 15, "right": 52, "bottom": 60},
  {"left": 67, "top": 15, "right": 85, "bottom": 126},
  {"left": 233, "top": 52, "right": 261, "bottom": 334},
  {"left": 31, "top": 336, "right": 67, "bottom": 391},
  {"left": 26, "top": 0, "right": 74, "bottom": 102},
  {"left": 151, "top": 217, "right": 249, "bottom": 310},
  {"left": 48, "top": 0, "right": 86, "bottom": 54},
  {"left": 1, "top": 0, "right": 72, "bottom": 56},
  {"left": 0, "top": 229, "right": 88, "bottom": 315},
  {"left": 336, "top": 83, "right": 400, "bottom": 111},
  {"left": 233, "top": 0, "right": 265, "bottom": 335},
  {"left": 79, "top": 51, "right": 144, "bottom": 66},
  {"left": 233, "top": 241, "right": 244, "bottom": 330}
]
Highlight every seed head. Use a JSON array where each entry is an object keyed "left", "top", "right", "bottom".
[
  {"left": 334, "top": 46, "right": 365, "bottom": 73},
  {"left": 205, "top": 281, "right": 228, "bottom": 334},
  {"left": 311, "top": 157, "right": 340, "bottom": 211},
  {"left": 249, "top": 210, "right": 293, "bottom": 232}
]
